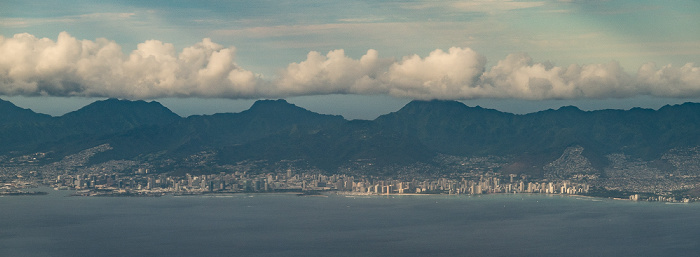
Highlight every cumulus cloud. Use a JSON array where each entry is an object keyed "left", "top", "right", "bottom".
[
  {"left": 477, "top": 53, "right": 635, "bottom": 100},
  {"left": 636, "top": 63, "right": 700, "bottom": 97},
  {"left": 384, "top": 47, "right": 486, "bottom": 99},
  {"left": 275, "top": 49, "right": 390, "bottom": 95},
  {"left": 273, "top": 47, "right": 488, "bottom": 99},
  {"left": 0, "top": 32, "right": 264, "bottom": 98},
  {"left": 2, "top": 32, "right": 700, "bottom": 100}
]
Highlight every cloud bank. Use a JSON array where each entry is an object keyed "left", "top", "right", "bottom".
[
  {"left": 1, "top": 32, "right": 700, "bottom": 100},
  {"left": 0, "top": 32, "right": 264, "bottom": 98}
]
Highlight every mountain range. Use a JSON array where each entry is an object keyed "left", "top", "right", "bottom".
[{"left": 2, "top": 97, "right": 700, "bottom": 178}]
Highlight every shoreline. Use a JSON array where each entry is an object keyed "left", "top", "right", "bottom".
[{"left": 10, "top": 186, "right": 695, "bottom": 203}]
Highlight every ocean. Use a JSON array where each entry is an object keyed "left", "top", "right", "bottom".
[{"left": 1, "top": 189, "right": 698, "bottom": 257}]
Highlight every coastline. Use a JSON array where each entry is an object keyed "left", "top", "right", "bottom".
[{"left": 5, "top": 185, "right": 693, "bottom": 204}]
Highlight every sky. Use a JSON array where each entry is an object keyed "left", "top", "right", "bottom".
[{"left": 1, "top": 0, "right": 699, "bottom": 119}]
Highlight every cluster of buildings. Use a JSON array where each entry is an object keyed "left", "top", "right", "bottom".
[
  {"left": 45, "top": 168, "right": 592, "bottom": 197},
  {"left": 3, "top": 166, "right": 700, "bottom": 202},
  {"left": 1, "top": 144, "right": 698, "bottom": 202}
]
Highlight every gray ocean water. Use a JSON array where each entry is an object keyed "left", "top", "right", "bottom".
[{"left": 1, "top": 189, "right": 699, "bottom": 257}]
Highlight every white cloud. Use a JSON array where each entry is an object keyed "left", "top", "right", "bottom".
[
  {"left": 636, "top": 63, "right": 700, "bottom": 97},
  {"left": 276, "top": 48, "right": 700, "bottom": 100},
  {"left": 273, "top": 47, "right": 487, "bottom": 99},
  {"left": 0, "top": 32, "right": 264, "bottom": 98},
  {"left": 2, "top": 32, "right": 700, "bottom": 100},
  {"left": 384, "top": 47, "right": 486, "bottom": 99},
  {"left": 477, "top": 53, "right": 635, "bottom": 99},
  {"left": 276, "top": 49, "right": 390, "bottom": 96}
]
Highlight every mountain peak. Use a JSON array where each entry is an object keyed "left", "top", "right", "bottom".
[
  {"left": 393, "top": 99, "right": 505, "bottom": 118},
  {"left": 405, "top": 99, "right": 465, "bottom": 107},
  {"left": 245, "top": 99, "right": 346, "bottom": 121},
  {"left": 556, "top": 106, "right": 583, "bottom": 112},
  {"left": 398, "top": 100, "right": 467, "bottom": 114},
  {"left": 0, "top": 98, "right": 51, "bottom": 123},
  {"left": 58, "top": 98, "right": 180, "bottom": 134},
  {"left": 249, "top": 99, "right": 293, "bottom": 111},
  {"left": 64, "top": 98, "right": 178, "bottom": 118},
  {"left": 659, "top": 102, "right": 700, "bottom": 112},
  {"left": 245, "top": 99, "right": 310, "bottom": 116}
]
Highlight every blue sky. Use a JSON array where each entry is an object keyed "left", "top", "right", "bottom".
[{"left": 1, "top": 0, "right": 700, "bottom": 119}]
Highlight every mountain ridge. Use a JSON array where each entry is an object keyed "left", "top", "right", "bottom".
[{"left": 2, "top": 97, "right": 700, "bottom": 178}]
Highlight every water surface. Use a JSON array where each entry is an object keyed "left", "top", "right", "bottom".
[{"left": 1, "top": 190, "right": 698, "bottom": 257}]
